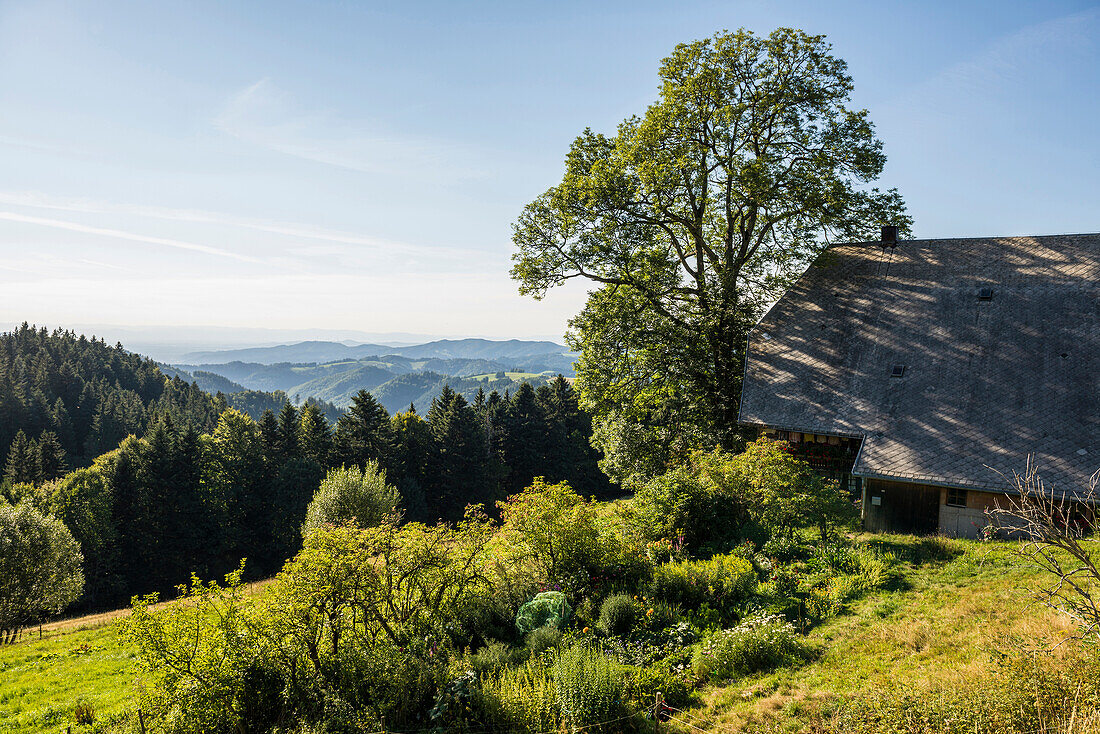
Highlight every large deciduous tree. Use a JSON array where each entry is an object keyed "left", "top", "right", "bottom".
[{"left": 512, "top": 28, "right": 911, "bottom": 480}]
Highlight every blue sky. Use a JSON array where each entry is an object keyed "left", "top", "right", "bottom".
[{"left": 0, "top": 0, "right": 1097, "bottom": 343}]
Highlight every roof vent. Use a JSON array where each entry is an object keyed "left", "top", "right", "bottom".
[
  {"left": 881, "top": 225, "right": 898, "bottom": 247},
  {"left": 890, "top": 364, "right": 906, "bottom": 378},
  {"left": 978, "top": 287, "right": 993, "bottom": 301}
]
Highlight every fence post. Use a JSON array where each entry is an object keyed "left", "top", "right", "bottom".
[{"left": 655, "top": 692, "right": 664, "bottom": 733}]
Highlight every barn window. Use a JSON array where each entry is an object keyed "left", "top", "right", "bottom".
[
  {"left": 946, "top": 488, "right": 967, "bottom": 507},
  {"left": 890, "top": 364, "right": 906, "bottom": 378}
]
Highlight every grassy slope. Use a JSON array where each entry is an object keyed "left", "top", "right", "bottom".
[
  {"left": 0, "top": 622, "right": 138, "bottom": 733},
  {"left": 678, "top": 535, "right": 1072, "bottom": 733},
  {"left": 0, "top": 536, "right": 1067, "bottom": 734}
]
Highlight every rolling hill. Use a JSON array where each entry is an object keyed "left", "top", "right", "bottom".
[
  {"left": 173, "top": 338, "right": 577, "bottom": 412},
  {"left": 181, "top": 338, "right": 573, "bottom": 366}
]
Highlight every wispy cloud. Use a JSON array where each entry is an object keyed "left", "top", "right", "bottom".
[
  {"left": 0, "top": 190, "right": 482, "bottom": 262},
  {"left": 0, "top": 211, "right": 263, "bottom": 263},
  {"left": 213, "top": 78, "right": 490, "bottom": 179}
]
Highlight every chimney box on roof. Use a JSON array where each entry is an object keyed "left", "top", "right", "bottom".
[{"left": 881, "top": 226, "right": 899, "bottom": 247}]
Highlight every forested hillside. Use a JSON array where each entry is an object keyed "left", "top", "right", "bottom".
[
  {"left": 0, "top": 324, "right": 223, "bottom": 482},
  {"left": 0, "top": 325, "right": 610, "bottom": 614}
]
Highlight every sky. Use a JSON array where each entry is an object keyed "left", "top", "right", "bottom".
[{"left": 0, "top": 0, "right": 1097, "bottom": 346}]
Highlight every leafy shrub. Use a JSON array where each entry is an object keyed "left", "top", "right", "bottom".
[
  {"left": 452, "top": 594, "right": 517, "bottom": 648},
  {"left": 301, "top": 462, "right": 400, "bottom": 537},
  {"left": 693, "top": 613, "right": 818, "bottom": 681},
  {"left": 762, "top": 535, "right": 808, "bottom": 563},
  {"left": 496, "top": 479, "right": 603, "bottom": 589},
  {"left": 629, "top": 464, "right": 750, "bottom": 554},
  {"left": 648, "top": 553, "right": 757, "bottom": 617},
  {"left": 468, "top": 641, "right": 528, "bottom": 675},
  {"left": 516, "top": 591, "right": 572, "bottom": 634},
  {"left": 597, "top": 594, "right": 638, "bottom": 636},
  {"left": 526, "top": 626, "right": 563, "bottom": 655},
  {"left": 622, "top": 664, "right": 695, "bottom": 712},
  {"left": 697, "top": 440, "right": 858, "bottom": 540},
  {"left": 552, "top": 643, "right": 625, "bottom": 728}
]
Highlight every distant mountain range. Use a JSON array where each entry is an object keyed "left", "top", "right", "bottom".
[
  {"left": 180, "top": 338, "right": 572, "bottom": 365},
  {"left": 171, "top": 338, "right": 577, "bottom": 413}
]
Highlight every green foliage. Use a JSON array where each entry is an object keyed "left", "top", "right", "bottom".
[
  {"left": 46, "top": 467, "right": 118, "bottom": 607},
  {"left": 516, "top": 591, "right": 573, "bottom": 635},
  {"left": 0, "top": 501, "right": 83, "bottom": 640},
  {"left": 467, "top": 641, "right": 528, "bottom": 676},
  {"left": 693, "top": 613, "right": 818, "bottom": 681},
  {"left": 597, "top": 593, "right": 638, "bottom": 636},
  {"left": 648, "top": 554, "right": 757, "bottom": 619},
  {"left": 551, "top": 643, "right": 625, "bottom": 728},
  {"left": 119, "top": 567, "right": 254, "bottom": 733},
  {"left": 301, "top": 463, "right": 400, "bottom": 536},
  {"left": 525, "top": 625, "right": 563, "bottom": 655},
  {"left": 629, "top": 463, "right": 751, "bottom": 553},
  {"left": 512, "top": 30, "right": 910, "bottom": 480},
  {"left": 477, "top": 658, "right": 559, "bottom": 732},
  {"left": 704, "top": 439, "right": 857, "bottom": 539},
  {"left": 497, "top": 478, "right": 602, "bottom": 587}
]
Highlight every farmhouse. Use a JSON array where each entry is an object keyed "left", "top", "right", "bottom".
[{"left": 738, "top": 230, "right": 1100, "bottom": 538}]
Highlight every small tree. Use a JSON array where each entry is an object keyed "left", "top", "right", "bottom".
[
  {"left": 301, "top": 462, "right": 401, "bottom": 537},
  {"left": 495, "top": 478, "right": 601, "bottom": 586},
  {"left": 0, "top": 501, "right": 84, "bottom": 642},
  {"left": 987, "top": 461, "right": 1100, "bottom": 639}
]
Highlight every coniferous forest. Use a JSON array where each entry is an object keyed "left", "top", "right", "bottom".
[{"left": 0, "top": 323, "right": 610, "bottom": 611}]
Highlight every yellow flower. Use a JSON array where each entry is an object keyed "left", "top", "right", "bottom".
[
  {"left": 646, "top": 608, "right": 654, "bottom": 616},
  {"left": 582, "top": 627, "right": 590, "bottom": 634}
]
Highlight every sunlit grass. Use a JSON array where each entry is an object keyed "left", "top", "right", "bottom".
[
  {"left": 0, "top": 622, "right": 139, "bottom": 733},
  {"left": 677, "top": 536, "right": 1075, "bottom": 733}
]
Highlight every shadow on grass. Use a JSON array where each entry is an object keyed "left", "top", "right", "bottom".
[{"left": 863, "top": 535, "right": 965, "bottom": 566}]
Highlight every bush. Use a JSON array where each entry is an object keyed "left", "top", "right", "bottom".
[
  {"left": 452, "top": 594, "right": 517, "bottom": 648},
  {"left": 597, "top": 594, "right": 638, "bottom": 636},
  {"left": 552, "top": 643, "right": 625, "bottom": 728},
  {"left": 526, "top": 625, "right": 563, "bottom": 655},
  {"left": 468, "top": 641, "right": 528, "bottom": 675},
  {"left": 477, "top": 659, "right": 559, "bottom": 732},
  {"left": 648, "top": 553, "right": 757, "bottom": 618},
  {"left": 622, "top": 664, "right": 695, "bottom": 713},
  {"left": 516, "top": 591, "right": 572, "bottom": 635},
  {"left": 629, "top": 464, "right": 749, "bottom": 554},
  {"left": 0, "top": 500, "right": 84, "bottom": 641},
  {"left": 301, "top": 462, "right": 400, "bottom": 537},
  {"left": 693, "top": 613, "right": 818, "bottom": 681}
]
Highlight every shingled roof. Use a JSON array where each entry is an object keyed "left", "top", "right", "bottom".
[{"left": 738, "top": 233, "right": 1100, "bottom": 496}]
